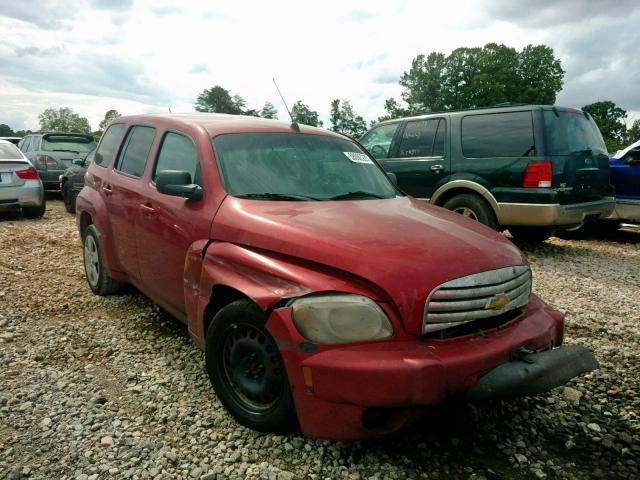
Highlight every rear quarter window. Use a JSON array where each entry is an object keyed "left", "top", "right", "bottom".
[
  {"left": 462, "top": 111, "right": 534, "bottom": 158},
  {"left": 95, "top": 124, "right": 125, "bottom": 167}
]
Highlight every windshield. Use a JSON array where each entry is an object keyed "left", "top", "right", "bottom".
[
  {"left": 42, "top": 137, "right": 96, "bottom": 153},
  {"left": 543, "top": 110, "right": 608, "bottom": 155},
  {"left": 212, "top": 133, "right": 398, "bottom": 201}
]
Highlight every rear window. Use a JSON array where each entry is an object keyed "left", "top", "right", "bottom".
[
  {"left": 543, "top": 110, "right": 608, "bottom": 155},
  {"left": 462, "top": 111, "right": 534, "bottom": 158},
  {"left": 42, "top": 136, "right": 96, "bottom": 154},
  {"left": 0, "top": 143, "right": 24, "bottom": 159}
]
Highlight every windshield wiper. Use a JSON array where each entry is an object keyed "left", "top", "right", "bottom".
[
  {"left": 328, "top": 191, "right": 390, "bottom": 200},
  {"left": 522, "top": 145, "right": 535, "bottom": 157},
  {"left": 52, "top": 149, "right": 80, "bottom": 153},
  {"left": 569, "top": 148, "right": 594, "bottom": 155},
  {"left": 234, "top": 192, "right": 319, "bottom": 201}
]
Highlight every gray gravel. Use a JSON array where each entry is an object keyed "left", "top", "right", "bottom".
[{"left": 1, "top": 200, "right": 639, "bottom": 480}]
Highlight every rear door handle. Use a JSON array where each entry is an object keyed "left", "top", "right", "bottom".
[
  {"left": 139, "top": 204, "right": 156, "bottom": 215},
  {"left": 430, "top": 164, "right": 444, "bottom": 172}
]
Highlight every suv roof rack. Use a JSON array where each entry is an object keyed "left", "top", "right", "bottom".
[{"left": 410, "top": 102, "right": 532, "bottom": 117}]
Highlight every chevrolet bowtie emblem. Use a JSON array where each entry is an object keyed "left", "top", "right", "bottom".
[{"left": 486, "top": 294, "right": 510, "bottom": 310}]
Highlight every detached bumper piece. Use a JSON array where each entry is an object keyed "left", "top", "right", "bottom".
[{"left": 467, "top": 345, "right": 598, "bottom": 402}]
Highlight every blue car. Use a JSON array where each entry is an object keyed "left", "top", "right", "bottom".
[{"left": 608, "top": 140, "right": 640, "bottom": 225}]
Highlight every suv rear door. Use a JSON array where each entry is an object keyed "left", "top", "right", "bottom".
[
  {"left": 106, "top": 125, "right": 157, "bottom": 280},
  {"left": 364, "top": 118, "right": 448, "bottom": 199}
]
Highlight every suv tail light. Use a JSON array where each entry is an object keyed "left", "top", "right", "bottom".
[
  {"left": 523, "top": 161, "right": 552, "bottom": 188},
  {"left": 16, "top": 167, "right": 40, "bottom": 180},
  {"left": 37, "top": 155, "right": 58, "bottom": 168}
]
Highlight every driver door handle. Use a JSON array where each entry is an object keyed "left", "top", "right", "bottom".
[
  {"left": 102, "top": 185, "right": 113, "bottom": 195},
  {"left": 139, "top": 204, "right": 156, "bottom": 215},
  {"left": 430, "top": 164, "right": 444, "bottom": 172}
]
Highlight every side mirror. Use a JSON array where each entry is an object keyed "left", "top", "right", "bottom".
[
  {"left": 73, "top": 158, "right": 85, "bottom": 166},
  {"left": 386, "top": 171, "right": 398, "bottom": 187},
  {"left": 156, "top": 170, "right": 203, "bottom": 201}
]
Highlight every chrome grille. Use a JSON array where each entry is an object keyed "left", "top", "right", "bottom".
[{"left": 423, "top": 265, "right": 531, "bottom": 333}]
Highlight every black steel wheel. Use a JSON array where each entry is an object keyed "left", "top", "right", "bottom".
[{"left": 205, "top": 299, "right": 297, "bottom": 433}]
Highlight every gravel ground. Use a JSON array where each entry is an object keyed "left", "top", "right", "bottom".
[{"left": 0, "top": 199, "right": 638, "bottom": 480}]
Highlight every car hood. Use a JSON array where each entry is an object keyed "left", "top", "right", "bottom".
[{"left": 212, "top": 196, "right": 527, "bottom": 333}]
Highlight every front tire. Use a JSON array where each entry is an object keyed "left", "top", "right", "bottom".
[
  {"left": 205, "top": 299, "right": 297, "bottom": 433},
  {"left": 82, "top": 225, "right": 124, "bottom": 295},
  {"left": 443, "top": 193, "right": 499, "bottom": 230},
  {"left": 508, "top": 226, "right": 554, "bottom": 243}
]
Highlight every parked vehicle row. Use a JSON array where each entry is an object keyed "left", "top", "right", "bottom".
[
  {"left": 360, "top": 104, "right": 615, "bottom": 242},
  {"left": 17, "top": 132, "right": 96, "bottom": 191},
  {"left": 74, "top": 113, "right": 598, "bottom": 440}
]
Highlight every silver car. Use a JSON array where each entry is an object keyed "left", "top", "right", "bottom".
[{"left": 0, "top": 140, "right": 46, "bottom": 218}]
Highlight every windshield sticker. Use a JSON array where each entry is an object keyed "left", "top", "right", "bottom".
[{"left": 344, "top": 152, "right": 373, "bottom": 164}]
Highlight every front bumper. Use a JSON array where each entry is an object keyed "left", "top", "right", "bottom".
[
  {"left": 606, "top": 198, "right": 640, "bottom": 223},
  {"left": 267, "top": 294, "right": 576, "bottom": 439},
  {"left": 0, "top": 181, "right": 45, "bottom": 211},
  {"left": 497, "top": 198, "right": 615, "bottom": 227}
]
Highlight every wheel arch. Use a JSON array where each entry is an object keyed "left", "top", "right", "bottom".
[{"left": 431, "top": 180, "right": 500, "bottom": 219}]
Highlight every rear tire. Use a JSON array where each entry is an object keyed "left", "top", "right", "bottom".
[
  {"left": 443, "top": 194, "right": 499, "bottom": 230},
  {"left": 508, "top": 226, "right": 554, "bottom": 243},
  {"left": 62, "top": 181, "right": 76, "bottom": 214},
  {"left": 22, "top": 199, "right": 46, "bottom": 219},
  {"left": 82, "top": 224, "right": 124, "bottom": 295},
  {"left": 205, "top": 299, "right": 297, "bottom": 433}
]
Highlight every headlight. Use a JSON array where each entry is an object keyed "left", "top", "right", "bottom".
[{"left": 291, "top": 294, "right": 393, "bottom": 344}]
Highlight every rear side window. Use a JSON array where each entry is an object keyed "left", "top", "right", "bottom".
[
  {"left": 397, "top": 118, "right": 444, "bottom": 158},
  {"left": 462, "top": 112, "right": 534, "bottom": 158},
  {"left": 116, "top": 126, "right": 156, "bottom": 177},
  {"left": 95, "top": 124, "right": 125, "bottom": 167},
  {"left": 30, "top": 137, "right": 41, "bottom": 151},
  {"left": 19, "top": 137, "right": 31, "bottom": 152},
  {"left": 0, "top": 143, "right": 24, "bottom": 159},
  {"left": 153, "top": 132, "right": 201, "bottom": 186},
  {"left": 360, "top": 123, "right": 399, "bottom": 159}
]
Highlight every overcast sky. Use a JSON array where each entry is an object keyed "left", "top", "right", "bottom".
[{"left": 1, "top": 0, "right": 638, "bottom": 131}]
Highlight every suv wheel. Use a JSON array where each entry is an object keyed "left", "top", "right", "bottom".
[
  {"left": 82, "top": 225, "right": 124, "bottom": 295},
  {"left": 62, "top": 181, "right": 76, "bottom": 214},
  {"left": 205, "top": 299, "right": 297, "bottom": 433},
  {"left": 508, "top": 226, "right": 554, "bottom": 243},
  {"left": 443, "top": 194, "right": 499, "bottom": 230}
]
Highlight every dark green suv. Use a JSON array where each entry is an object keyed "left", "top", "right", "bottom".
[{"left": 360, "top": 105, "right": 615, "bottom": 241}]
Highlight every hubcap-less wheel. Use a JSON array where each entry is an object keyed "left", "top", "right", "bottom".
[
  {"left": 453, "top": 206, "right": 478, "bottom": 220},
  {"left": 84, "top": 235, "right": 100, "bottom": 287},
  {"left": 222, "top": 323, "right": 284, "bottom": 412}
]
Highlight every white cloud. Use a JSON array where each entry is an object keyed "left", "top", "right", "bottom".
[{"left": 0, "top": 0, "right": 638, "bottom": 131}]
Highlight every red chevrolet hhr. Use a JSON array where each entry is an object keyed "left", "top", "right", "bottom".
[{"left": 76, "top": 114, "right": 597, "bottom": 439}]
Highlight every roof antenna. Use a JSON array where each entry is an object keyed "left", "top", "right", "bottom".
[{"left": 272, "top": 77, "right": 300, "bottom": 132}]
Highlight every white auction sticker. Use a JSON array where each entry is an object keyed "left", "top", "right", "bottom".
[{"left": 344, "top": 152, "right": 373, "bottom": 164}]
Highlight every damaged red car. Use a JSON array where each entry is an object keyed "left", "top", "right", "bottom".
[{"left": 76, "top": 114, "right": 597, "bottom": 439}]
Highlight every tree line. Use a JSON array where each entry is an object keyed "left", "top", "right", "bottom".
[{"left": 2, "top": 42, "right": 638, "bottom": 151}]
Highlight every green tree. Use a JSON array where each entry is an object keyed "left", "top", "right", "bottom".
[
  {"left": 38, "top": 107, "right": 91, "bottom": 133},
  {"left": 384, "top": 43, "right": 565, "bottom": 117},
  {"left": 329, "top": 99, "right": 367, "bottom": 138},
  {"left": 625, "top": 119, "right": 640, "bottom": 145},
  {"left": 194, "top": 86, "right": 245, "bottom": 114},
  {"left": 259, "top": 102, "right": 278, "bottom": 119},
  {"left": 290, "top": 101, "right": 323, "bottom": 127},
  {"left": 99, "top": 109, "right": 121, "bottom": 130},
  {"left": 582, "top": 101, "right": 627, "bottom": 152},
  {"left": 0, "top": 124, "right": 15, "bottom": 136}
]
